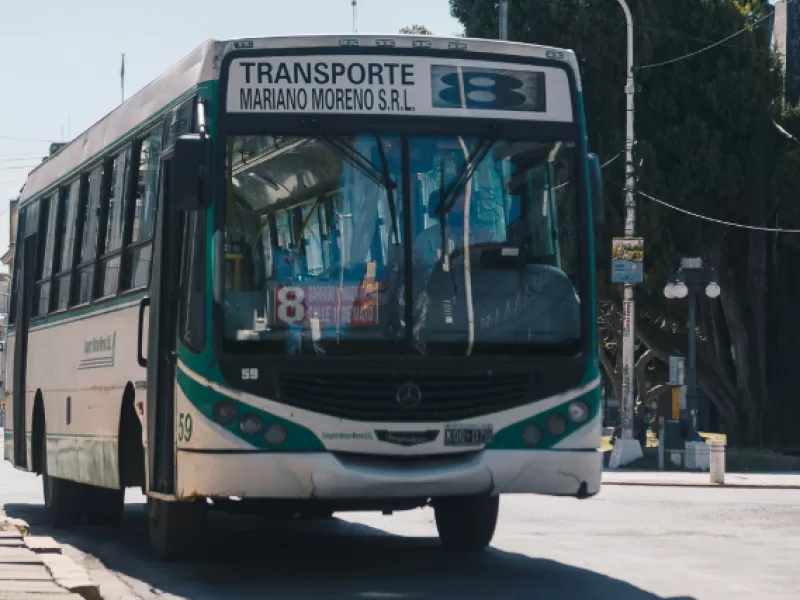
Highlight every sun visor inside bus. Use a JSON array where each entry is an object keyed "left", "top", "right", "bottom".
[{"left": 230, "top": 141, "right": 343, "bottom": 214}]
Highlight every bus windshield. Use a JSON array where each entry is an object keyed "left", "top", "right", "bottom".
[{"left": 223, "top": 134, "right": 581, "bottom": 354}]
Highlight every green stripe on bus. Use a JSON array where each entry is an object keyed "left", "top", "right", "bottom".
[
  {"left": 486, "top": 383, "right": 601, "bottom": 450},
  {"left": 176, "top": 367, "right": 325, "bottom": 452}
]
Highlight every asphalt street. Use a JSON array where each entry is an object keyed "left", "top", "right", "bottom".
[{"left": 1, "top": 458, "right": 798, "bottom": 600}]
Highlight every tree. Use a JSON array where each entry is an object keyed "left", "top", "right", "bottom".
[
  {"left": 400, "top": 25, "right": 434, "bottom": 35},
  {"left": 451, "top": 0, "right": 800, "bottom": 447}
]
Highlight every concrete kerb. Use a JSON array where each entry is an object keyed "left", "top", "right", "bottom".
[
  {"left": 602, "top": 471, "right": 800, "bottom": 490},
  {"left": 0, "top": 518, "right": 102, "bottom": 600},
  {"left": 603, "top": 480, "right": 800, "bottom": 490}
]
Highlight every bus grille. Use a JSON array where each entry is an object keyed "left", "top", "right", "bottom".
[{"left": 276, "top": 371, "right": 531, "bottom": 422}]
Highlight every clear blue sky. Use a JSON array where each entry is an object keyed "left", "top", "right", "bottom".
[{"left": 0, "top": 0, "right": 463, "bottom": 258}]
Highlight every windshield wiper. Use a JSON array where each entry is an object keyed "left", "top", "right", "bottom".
[
  {"left": 374, "top": 135, "right": 400, "bottom": 245},
  {"left": 435, "top": 139, "right": 494, "bottom": 269},
  {"left": 318, "top": 135, "right": 400, "bottom": 244}
]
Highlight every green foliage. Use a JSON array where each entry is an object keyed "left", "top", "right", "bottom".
[
  {"left": 400, "top": 25, "right": 434, "bottom": 35},
  {"left": 451, "top": 0, "right": 800, "bottom": 445},
  {"left": 451, "top": 0, "right": 785, "bottom": 297}
]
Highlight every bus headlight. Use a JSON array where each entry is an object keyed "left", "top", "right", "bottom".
[
  {"left": 521, "top": 423, "right": 542, "bottom": 446},
  {"left": 568, "top": 401, "right": 590, "bottom": 424},
  {"left": 239, "top": 413, "right": 263, "bottom": 436},
  {"left": 546, "top": 414, "right": 567, "bottom": 436},
  {"left": 264, "top": 423, "right": 288, "bottom": 446},
  {"left": 212, "top": 400, "right": 238, "bottom": 425}
]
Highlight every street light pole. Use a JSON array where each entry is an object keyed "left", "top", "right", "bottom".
[
  {"left": 663, "top": 258, "right": 721, "bottom": 443},
  {"left": 609, "top": 0, "right": 643, "bottom": 468},
  {"left": 499, "top": 0, "right": 509, "bottom": 41},
  {"left": 686, "top": 291, "right": 699, "bottom": 439}
]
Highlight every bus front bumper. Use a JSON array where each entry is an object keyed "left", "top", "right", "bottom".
[{"left": 176, "top": 449, "right": 603, "bottom": 500}]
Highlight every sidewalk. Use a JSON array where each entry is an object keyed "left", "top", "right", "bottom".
[
  {"left": 603, "top": 470, "right": 800, "bottom": 489},
  {"left": 0, "top": 519, "right": 100, "bottom": 600}
]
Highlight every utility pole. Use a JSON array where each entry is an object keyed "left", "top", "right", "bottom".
[
  {"left": 499, "top": 0, "right": 509, "bottom": 40},
  {"left": 120, "top": 53, "right": 126, "bottom": 105},
  {"left": 609, "top": 0, "right": 644, "bottom": 468}
]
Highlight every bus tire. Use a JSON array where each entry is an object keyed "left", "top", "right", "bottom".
[
  {"left": 299, "top": 508, "right": 334, "bottom": 520},
  {"left": 40, "top": 429, "right": 84, "bottom": 528},
  {"left": 433, "top": 495, "right": 499, "bottom": 553},
  {"left": 86, "top": 485, "right": 125, "bottom": 526},
  {"left": 148, "top": 498, "right": 205, "bottom": 561}
]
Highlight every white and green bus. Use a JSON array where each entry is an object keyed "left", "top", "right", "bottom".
[{"left": 5, "top": 34, "right": 605, "bottom": 559}]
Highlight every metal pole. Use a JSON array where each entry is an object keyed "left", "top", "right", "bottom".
[
  {"left": 686, "top": 291, "right": 700, "bottom": 441},
  {"left": 607, "top": 0, "right": 642, "bottom": 469},
  {"left": 618, "top": 0, "right": 636, "bottom": 442},
  {"left": 499, "top": 0, "right": 509, "bottom": 41}
]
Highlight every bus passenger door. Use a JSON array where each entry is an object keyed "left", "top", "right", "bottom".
[
  {"left": 12, "top": 233, "right": 38, "bottom": 468},
  {"left": 143, "top": 158, "right": 183, "bottom": 495}
]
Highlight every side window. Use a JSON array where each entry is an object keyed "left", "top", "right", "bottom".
[
  {"left": 123, "top": 130, "right": 163, "bottom": 290},
  {"left": 163, "top": 99, "right": 194, "bottom": 151},
  {"left": 33, "top": 195, "right": 58, "bottom": 317},
  {"left": 72, "top": 165, "right": 103, "bottom": 305},
  {"left": 97, "top": 148, "right": 131, "bottom": 298},
  {"left": 179, "top": 211, "right": 206, "bottom": 351},
  {"left": 52, "top": 180, "right": 80, "bottom": 311}
]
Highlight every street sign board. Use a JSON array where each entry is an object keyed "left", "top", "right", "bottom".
[
  {"left": 668, "top": 356, "right": 685, "bottom": 385},
  {"left": 611, "top": 237, "right": 644, "bottom": 284},
  {"left": 680, "top": 257, "right": 703, "bottom": 270}
]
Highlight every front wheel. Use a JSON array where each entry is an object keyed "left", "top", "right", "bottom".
[
  {"left": 148, "top": 498, "right": 205, "bottom": 561},
  {"left": 433, "top": 495, "right": 499, "bottom": 553}
]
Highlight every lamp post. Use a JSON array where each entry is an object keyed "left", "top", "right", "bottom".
[
  {"left": 663, "top": 257, "right": 721, "bottom": 441},
  {"left": 608, "top": 0, "right": 642, "bottom": 468}
]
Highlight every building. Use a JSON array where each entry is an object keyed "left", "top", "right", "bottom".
[{"left": 1, "top": 197, "right": 19, "bottom": 275}]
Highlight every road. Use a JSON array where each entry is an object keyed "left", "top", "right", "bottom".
[{"left": 1, "top": 459, "right": 798, "bottom": 600}]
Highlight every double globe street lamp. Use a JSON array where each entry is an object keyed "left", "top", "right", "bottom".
[{"left": 663, "top": 257, "right": 721, "bottom": 442}]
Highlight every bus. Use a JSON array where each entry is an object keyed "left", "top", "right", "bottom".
[{"left": 4, "top": 34, "right": 605, "bottom": 559}]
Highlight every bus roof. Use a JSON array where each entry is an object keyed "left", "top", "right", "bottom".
[{"left": 19, "top": 35, "right": 579, "bottom": 205}]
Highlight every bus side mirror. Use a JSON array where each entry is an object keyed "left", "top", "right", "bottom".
[
  {"left": 171, "top": 134, "right": 211, "bottom": 211},
  {"left": 588, "top": 153, "right": 604, "bottom": 226}
]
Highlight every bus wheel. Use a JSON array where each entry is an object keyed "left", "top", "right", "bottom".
[
  {"left": 86, "top": 485, "right": 125, "bottom": 526},
  {"left": 41, "top": 430, "right": 84, "bottom": 528},
  {"left": 433, "top": 495, "right": 499, "bottom": 553},
  {"left": 148, "top": 498, "right": 205, "bottom": 560},
  {"left": 299, "top": 508, "right": 334, "bottom": 520}
]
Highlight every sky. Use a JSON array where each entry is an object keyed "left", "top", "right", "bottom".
[{"left": 0, "top": 0, "right": 464, "bottom": 262}]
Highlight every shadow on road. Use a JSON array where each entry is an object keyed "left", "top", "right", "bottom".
[{"left": 5, "top": 501, "right": 696, "bottom": 600}]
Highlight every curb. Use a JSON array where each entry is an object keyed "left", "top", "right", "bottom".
[
  {"left": 0, "top": 518, "right": 102, "bottom": 600},
  {"left": 603, "top": 481, "right": 800, "bottom": 490}
]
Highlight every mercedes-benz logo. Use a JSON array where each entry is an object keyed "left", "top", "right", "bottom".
[{"left": 396, "top": 382, "right": 422, "bottom": 409}]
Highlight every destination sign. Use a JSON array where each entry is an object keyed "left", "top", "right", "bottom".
[
  {"left": 226, "top": 55, "right": 573, "bottom": 122},
  {"left": 274, "top": 284, "right": 379, "bottom": 328}
]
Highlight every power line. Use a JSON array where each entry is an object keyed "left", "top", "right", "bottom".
[
  {"left": 636, "top": 189, "right": 800, "bottom": 233},
  {"left": 523, "top": 0, "right": 752, "bottom": 49},
  {"left": 636, "top": 0, "right": 789, "bottom": 70},
  {"left": 0, "top": 135, "right": 58, "bottom": 143},
  {"left": 0, "top": 157, "right": 45, "bottom": 163},
  {"left": 0, "top": 165, "right": 39, "bottom": 171}
]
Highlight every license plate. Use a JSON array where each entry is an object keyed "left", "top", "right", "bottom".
[{"left": 444, "top": 425, "right": 493, "bottom": 447}]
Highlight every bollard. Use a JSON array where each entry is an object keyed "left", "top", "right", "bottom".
[{"left": 709, "top": 439, "right": 725, "bottom": 484}]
